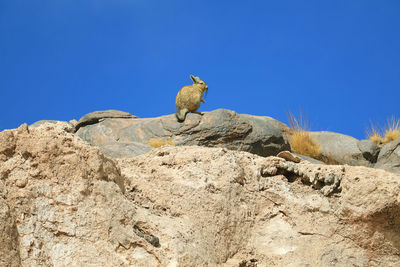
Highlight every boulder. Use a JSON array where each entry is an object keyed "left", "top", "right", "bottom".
[
  {"left": 357, "top": 139, "right": 380, "bottom": 163},
  {"left": 310, "top": 131, "right": 371, "bottom": 166},
  {"left": 374, "top": 138, "right": 400, "bottom": 174},
  {"left": 238, "top": 113, "right": 291, "bottom": 156},
  {"left": 76, "top": 109, "right": 290, "bottom": 158}
]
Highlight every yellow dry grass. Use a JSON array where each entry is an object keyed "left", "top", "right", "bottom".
[
  {"left": 286, "top": 111, "right": 321, "bottom": 159},
  {"left": 383, "top": 119, "right": 400, "bottom": 143},
  {"left": 367, "top": 126, "right": 383, "bottom": 144},
  {"left": 367, "top": 117, "right": 400, "bottom": 145},
  {"left": 147, "top": 138, "right": 175, "bottom": 148},
  {"left": 289, "top": 131, "right": 321, "bottom": 158}
]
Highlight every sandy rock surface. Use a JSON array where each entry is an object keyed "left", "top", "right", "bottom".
[{"left": 1, "top": 122, "right": 400, "bottom": 266}]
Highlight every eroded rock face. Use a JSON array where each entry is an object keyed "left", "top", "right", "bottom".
[
  {"left": 262, "top": 155, "right": 345, "bottom": 196},
  {"left": 0, "top": 122, "right": 158, "bottom": 266},
  {"left": 1, "top": 122, "right": 400, "bottom": 266},
  {"left": 118, "top": 146, "right": 400, "bottom": 266},
  {"left": 0, "top": 197, "right": 20, "bottom": 267}
]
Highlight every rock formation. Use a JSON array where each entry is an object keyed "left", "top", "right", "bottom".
[
  {"left": 1, "top": 115, "right": 400, "bottom": 266},
  {"left": 69, "top": 109, "right": 399, "bottom": 174},
  {"left": 74, "top": 109, "right": 290, "bottom": 159}
]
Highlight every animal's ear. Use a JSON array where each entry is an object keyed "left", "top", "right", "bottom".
[{"left": 190, "top": 75, "right": 197, "bottom": 83}]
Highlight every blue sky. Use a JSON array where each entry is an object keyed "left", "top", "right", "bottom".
[{"left": 1, "top": 1, "right": 399, "bottom": 139}]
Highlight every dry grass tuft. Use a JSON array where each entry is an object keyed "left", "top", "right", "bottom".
[
  {"left": 286, "top": 111, "right": 321, "bottom": 159},
  {"left": 147, "top": 138, "right": 175, "bottom": 148},
  {"left": 289, "top": 131, "right": 321, "bottom": 158},
  {"left": 383, "top": 118, "right": 400, "bottom": 143},
  {"left": 367, "top": 117, "right": 400, "bottom": 145},
  {"left": 367, "top": 126, "right": 383, "bottom": 145}
]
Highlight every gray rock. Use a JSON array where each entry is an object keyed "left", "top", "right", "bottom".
[
  {"left": 309, "top": 131, "right": 371, "bottom": 166},
  {"left": 76, "top": 109, "right": 290, "bottom": 158},
  {"left": 75, "top": 110, "right": 138, "bottom": 131},
  {"left": 374, "top": 138, "right": 400, "bottom": 174},
  {"left": 357, "top": 139, "right": 380, "bottom": 163},
  {"left": 239, "top": 114, "right": 291, "bottom": 156}
]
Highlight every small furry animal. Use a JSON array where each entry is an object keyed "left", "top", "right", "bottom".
[{"left": 175, "top": 75, "right": 208, "bottom": 122}]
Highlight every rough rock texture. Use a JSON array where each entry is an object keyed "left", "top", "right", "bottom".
[
  {"left": 0, "top": 122, "right": 150, "bottom": 266},
  {"left": 0, "top": 198, "right": 21, "bottom": 267},
  {"left": 374, "top": 138, "right": 400, "bottom": 174},
  {"left": 310, "top": 131, "right": 371, "bottom": 166},
  {"left": 1, "top": 122, "right": 400, "bottom": 266},
  {"left": 118, "top": 146, "right": 400, "bottom": 266},
  {"left": 31, "top": 120, "right": 72, "bottom": 129},
  {"left": 262, "top": 155, "right": 344, "bottom": 196},
  {"left": 100, "top": 141, "right": 153, "bottom": 158},
  {"left": 76, "top": 109, "right": 290, "bottom": 158},
  {"left": 32, "top": 110, "right": 400, "bottom": 173},
  {"left": 37, "top": 109, "right": 399, "bottom": 172}
]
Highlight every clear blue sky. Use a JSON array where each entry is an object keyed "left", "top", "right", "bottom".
[{"left": 1, "top": 1, "right": 399, "bottom": 139}]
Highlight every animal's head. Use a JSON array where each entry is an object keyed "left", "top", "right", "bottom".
[{"left": 190, "top": 75, "right": 208, "bottom": 93}]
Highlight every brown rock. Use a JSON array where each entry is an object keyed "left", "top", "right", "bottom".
[
  {"left": 0, "top": 122, "right": 149, "bottom": 266},
  {"left": 0, "top": 197, "right": 21, "bottom": 267},
  {"left": 0, "top": 129, "right": 15, "bottom": 157}
]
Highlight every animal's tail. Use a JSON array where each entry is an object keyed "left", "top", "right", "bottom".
[{"left": 176, "top": 108, "right": 189, "bottom": 122}]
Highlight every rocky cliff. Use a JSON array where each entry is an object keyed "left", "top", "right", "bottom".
[{"left": 1, "top": 110, "right": 400, "bottom": 266}]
